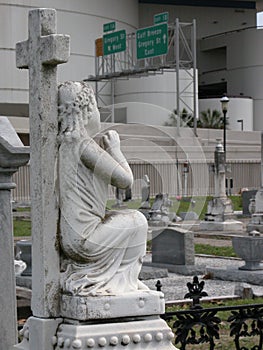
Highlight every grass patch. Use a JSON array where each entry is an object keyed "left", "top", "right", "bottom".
[
  {"left": 230, "top": 195, "right": 243, "bottom": 211},
  {"left": 13, "top": 194, "right": 243, "bottom": 238},
  {"left": 13, "top": 220, "right": 31, "bottom": 237},
  {"left": 167, "top": 297, "right": 263, "bottom": 312},
  {"left": 146, "top": 242, "right": 237, "bottom": 257},
  {"left": 14, "top": 207, "right": 31, "bottom": 212},
  {"left": 195, "top": 243, "right": 237, "bottom": 257},
  {"left": 107, "top": 196, "right": 210, "bottom": 219},
  {"left": 107, "top": 195, "right": 243, "bottom": 220},
  {"left": 170, "top": 196, "right": 212, "bottom": 220},
  {"left": 106, "top": 199, "right": 142, "bottom": 210}
]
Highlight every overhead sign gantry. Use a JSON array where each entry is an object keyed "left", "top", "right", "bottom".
[{"left": 85, "top": 15, "right": 197, "bottom": 135}]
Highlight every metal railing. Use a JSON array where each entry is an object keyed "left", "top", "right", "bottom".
[
  {"left": 10, "top": 160, "right": 261, "bottom": 204},
  {"left": 159, "top": 276, "right": 263, "bottom": 350},
  {"left": 12, "top": 164, "right": 30, "bottom": 205}
]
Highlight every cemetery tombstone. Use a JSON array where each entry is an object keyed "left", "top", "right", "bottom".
[
  {"left": 247, "top": 132, "right": 263, "bottom": 232},
  {"left": 16, "top": 239, "right": 32, "bottom": 276},
  {"left": 124, "top": 186, "right": 132, "bottom": 201},
  {"left": 200, "top": 140, "right": 243, "bottom": 231},
  {"left": 139, "top": 174, "right": 151, "bottom": 219},
  {"left": 112, "top": 187, "right": 127, "bottom": 208},
  {"left": 0, "top": 117, "right": 29, "bottom": 350},
  {"left": 242, "top": 189, "right": 257, "bottom": 216},
  {"left": 141, "top": 174, "right": 150, "bottom": 207},
  {"left": 149, "top": 193, "right": 174, "bottom": 226},
  {"left": 151, "top": 226, "right": 196, "bottom": 274}
]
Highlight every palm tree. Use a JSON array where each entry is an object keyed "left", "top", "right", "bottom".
[
  {"left": 198, "top": 108, "right": 228, "bottom": 129},
  {"left": 164, "top": 108, "right": 194, "bottom": 127}
]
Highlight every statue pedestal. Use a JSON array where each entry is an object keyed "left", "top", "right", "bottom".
[
  {"left": 205, "top": 197, "right": 234, "bottom": 221},
  {"left": 16, "top": 294, "right": 178, "bottom": 350},
  {"left": 200, "top": 197, "right": 243, "bottom": 231},
  {"left": 60, "top": 291, "right": 165, "bottom": 320},
  {"left": 54, "top": 316, "right": 176, "bottom": 350}
]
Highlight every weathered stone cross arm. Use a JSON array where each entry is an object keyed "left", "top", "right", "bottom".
[
  {"left": 16, "top": 34, "right": 70, "bottom": 68},
  {"left": 16, "top": 8, "right": 70, "bottom": 69}
]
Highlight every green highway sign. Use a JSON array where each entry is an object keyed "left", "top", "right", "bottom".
[
  {"left": 136, "top": 23, "right": 168, "bottom": 60},
  {"left": 103, "top": 29, "right": 126, "bottom": 55},
  {"left": 103, "top": 21, "right": 116, "bottom": 33},
  {"left": 154, "top": 12, "right": 169, "bottom": 24}
]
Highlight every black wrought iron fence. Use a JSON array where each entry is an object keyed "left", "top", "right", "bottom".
[{"left": 159, "top": 276, "right": 263, "bottom": 350}]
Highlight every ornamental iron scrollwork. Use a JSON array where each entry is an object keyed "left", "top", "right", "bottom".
[
  {"left": 184, "top": 275, "right": 208, "bottom": 309},
  {"left": 161, "top": 276, "right": 263, "bottom": 350},
  {"left": 228, "top": 306, "right": 263, "bottom": 350},
  {"left": 173, "top": 310, "right": 221, "bottom": 350},
  {"left": 173, "top": 276, "right": 221, "bottom": 349}
]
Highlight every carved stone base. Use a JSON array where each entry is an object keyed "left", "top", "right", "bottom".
[
  {"left": 247, "top": 223, "right": 263, "bottom": 233},
  {"left": 13, "top": 317, "right": 63, "bottom": 350},
  {"left": 61, "top": 291, "right": 165, "bottom": 320},
  {"left": 205, "top": 196, "right": 234, "bottom": 221},
  {"left": 54, "top": 316, "right": 178, "bottom": 349},
  {"left": 199, "top": 219, "right": 243, "bottom": 231},
  {"left": 247, "top": 213, "right": 263, "bottom": 232}
]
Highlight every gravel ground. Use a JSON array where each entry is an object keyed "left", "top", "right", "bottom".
[{"left": 142, "top": 254, "right": 263, "bottom": 301}]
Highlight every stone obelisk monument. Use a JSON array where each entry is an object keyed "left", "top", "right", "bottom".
[{"left": 200, "top": 140, "right": 243, "bottom": 231}]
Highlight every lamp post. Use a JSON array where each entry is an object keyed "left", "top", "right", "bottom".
[
  {"left": 237, "top": 119, "right": 244, "bottom": 131},
  {"left": 220, "top": 95, "right": 229, "bottom": 160}
]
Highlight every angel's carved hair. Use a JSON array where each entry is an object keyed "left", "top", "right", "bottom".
[{"left": 58, "top": 81, "right": 96, "bottom": 142}]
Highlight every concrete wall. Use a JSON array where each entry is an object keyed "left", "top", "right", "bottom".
[
  {"left": 12, "top": 123, "right": 263, "bottom": 200},
  {"left": 227, "top": 28, "right": 263, "bottom": 131},
  {"left": 200, "top": 27, "right": 263, "bottom": 131}
]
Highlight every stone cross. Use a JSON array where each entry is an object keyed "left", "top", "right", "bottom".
[{"left": 16, "top": 8, "right": 69, "bottom": 318}]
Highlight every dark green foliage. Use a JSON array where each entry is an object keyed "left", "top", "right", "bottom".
[
  {"left": 164, "top": 108, "right": 194, "bottom": 127},
  {"left": 198, "top": 109, "right": 228, "bottom": 129}
]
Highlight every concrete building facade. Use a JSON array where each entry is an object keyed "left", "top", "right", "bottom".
[{"left": 1, "top": 0, "right": 263, "bottom": 136}]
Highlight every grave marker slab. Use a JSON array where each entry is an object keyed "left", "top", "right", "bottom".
[
  {"left": 0, "top": 117, "right": 29, "bottom": 350},
  {"left": 247, "top": 132, "right": 263, "bottom": 232}
]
